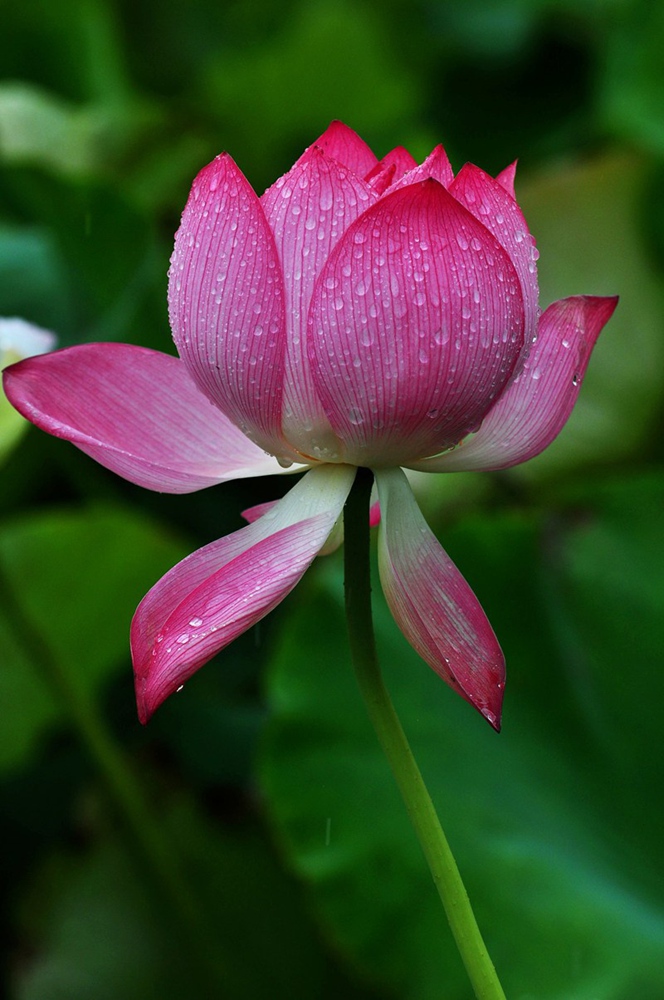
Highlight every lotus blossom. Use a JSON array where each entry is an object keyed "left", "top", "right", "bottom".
[{"left": 3, "top": 122, "right": 617, "bottom": 729}]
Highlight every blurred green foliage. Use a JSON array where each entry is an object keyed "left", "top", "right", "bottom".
[{"left": 1, "top": 0, "right": 663, "bottom": 997}]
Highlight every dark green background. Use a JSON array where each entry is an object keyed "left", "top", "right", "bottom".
[{"left": 1, "top": 1, "right": 663, "bottom": 997}]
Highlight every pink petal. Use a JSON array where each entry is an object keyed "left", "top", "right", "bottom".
[
  {"left": 243, "top": 497, "right": 381, "bottom": 528},
  {"left": 2, "top": 343, "right": 288, "bottom": 492},
  {"left": 389, "top": 145, "right": 455, "bottom": 192},
  {"left": 365, "top": 146, "right": 418, "bottom": 194},
  {"left": 261, "top": 146, "right": 377, "bottom": 459},
  {"left": 308, "top": 179, "right": 525, "bottom": 467},
  {"left": 375, "top": 468, "right": 504, "bottom": 729},
  {"left": 132, "top": 464, "right": 355, "bottom": 721},
  {"left": 495, "top": 161, "right": 517, "bottom": 199},
  {"left": 312, "top": 120, "right": 378, "bottom": 177},
  {"left": 169, "top": 153, "right": 291, "bottom": 459},
  {"left": 451, "top": 163, "right": 539, "bottom": 344},
  {"left": 411, "top": 296, "right": 618, "bottom": 473},
  {"left": 241, "top": 500, "right": 276, "bottom": 524}
]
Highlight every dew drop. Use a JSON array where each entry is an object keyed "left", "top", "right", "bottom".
[{"left": 189, "top": 617, "right": 203, "bottom": 628}]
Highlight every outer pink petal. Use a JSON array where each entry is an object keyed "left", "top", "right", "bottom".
[
  {"left": 388, "top": 145, "right": 455, "bottom": 192},
  {"left": 451, "top": 163, "right": 539, "bottom": 345},
  {"left": 132, "top": 464, "right": 355, "bottom": 721},
  {"left": 2, "top": 344, "right": 288, "bottom": 492},
  {"left": 308, "top": 179, "right": 525, "bottom": 467},
  {"left": 261, "top": 146, "right": 377, "bottom": 460},
  {"left": 375, "top": 468, "right": 504, "bottom": 729},
  {"left": 312, "top": 120, "right": 378, "bottom": 177},
  {"left": 169, "top": 153, "right": 291, "bottom": 459},
  {"left": 411, "top": 296, "right": 618, "bottom": 473}
]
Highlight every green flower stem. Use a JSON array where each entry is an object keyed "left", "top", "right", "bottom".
[
  {"left": 0, "top": 562, "right": 227, "bottom": 995},
  {"left": 343, "top": 467, "right": 506, "bottom": 1000}
]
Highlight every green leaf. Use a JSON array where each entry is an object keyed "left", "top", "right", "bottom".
[
  {"left": 546, "top": 472, "right": 664, "bottom": 850},
  {"left": 199, "top": 0, "right": 424, "bottom": 191},
  {"left": 0, "top": 166, "right": 160, "bottom": 345},
  {"left": 0, "top": 224, "right": 73, "bottom": 333},
  {"left": 261, "top": 496, "right": 664, "bottom": 998},
  {"left": 12, "top": 801, "right": 377, "bottom": 1000},
  {"left": 600, "top": 1, "right": 664, "bottom": 155},
  {"left": 0, "top": 505, "right": 188, "bottom": 774},
  {"left": 516, "top": 153, "right": 664, "bottom": 479}
]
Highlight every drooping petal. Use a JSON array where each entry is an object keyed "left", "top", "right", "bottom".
[
  {"left": 309, "top": 179, "right": 525, "bottom": 467},
  {"left": 451, "top": 163, "right": 539, "bottom": 344},
  {"left": 132, "top": 464, "right": 356, "bottom": 721},
  {"left": 2, "top": 344, "right": 291, "bottom": 492},
  {"left": 169, "top": 153, "right": 291, "bottom": 459},
  {"left": 312, "top": 120, "right": 378, "bottom": 177},
  {"left": 410, "top": 296, "right": 618, "bottom": 473},
  {"left": 262, "top": 146, "right": 377, "bottom": 460},
  {"left": 389, "top": 145, "right": 455, "bottom": 192},
  {"left": 375, "top": 468, "right": 504, "bottom": 729}
]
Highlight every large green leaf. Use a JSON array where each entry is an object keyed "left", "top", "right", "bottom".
[
  {"left": 516, "top": 153, "right": 664, "bottom": 479},
  {"left": 599, "top": 1, "right": 664, "bottom": 155},
  {"left": 260, "top": 479, "right": 664, "bottom": 999},
  {"left": 0, "top": 505, "right": 187, "bottom": 773},
  {"left": 199, "top": 0, "right": 425, "bottom": 191},
  {"left": 12, "top": 800, "right": 378, "bottom": 1000},
  {"left": 0, "top": 166, "right": 161, "bottom": 346}
]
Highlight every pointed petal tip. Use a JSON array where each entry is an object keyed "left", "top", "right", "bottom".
[
  {"left": 481, "top": 705, "right": 502, "bottom": 732},
  {"left": 479, "top": 681, "right": 504, "bottom": 732},
  {"left": 466, "top": 661, "right": 504, "bottom": 731},
  {"left": 134, "top": 673, "right": 152, "bottom": 725},
  {"left": 495, "top": 160, "right": 518, "bottom": 198}
]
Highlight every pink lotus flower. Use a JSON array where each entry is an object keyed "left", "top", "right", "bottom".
[{"left": 3, "top": 122, "right": 617, "bottom": 729}]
